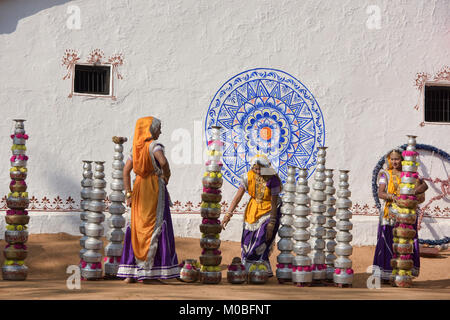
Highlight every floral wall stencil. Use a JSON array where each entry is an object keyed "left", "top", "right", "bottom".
[
  {"left": 61, "top": 49, "right": 124, "bottom": 100},
  {"left": 414, "top": 65, "right": 450, "bottom": 127}
]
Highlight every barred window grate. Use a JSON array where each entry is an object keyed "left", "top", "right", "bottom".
[
  {"left": 424, "top": 85, "right": 450, "bottom": 123},
  {"left": 74, "top": 65, "right": 110, "bottom": 95}
]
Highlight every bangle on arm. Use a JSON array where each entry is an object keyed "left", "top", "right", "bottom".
[{"left": 125, "top": 190, "right": 132, "bottom": 199}]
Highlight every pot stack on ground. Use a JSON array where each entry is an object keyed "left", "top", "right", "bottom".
[
  {"left": 276, "top": 165, "right": 295, "bottom": 283},
  {"left": 390, "top": 135, "right": 420, "bottom": 288},
  {"left": 79, "top": 160, "right": 92, "bottom": 270},
  {"left": 3, "top": 119, "right": 30, "bottom": 281},
  {"left": 333, "top": 170, "right": 354, "bottom": 288},
  {"left": 324, "top": 169, "right": 337, "bottom": 281},
  {"left": 104, "top": 137, "right": 128, "bottom": 278},
  {"left": 309, "top": 147, "right": 328, "bottom": 282},
  {"left": 199, "top": 126, "right": 223, "bottom": 284},
  {"left": 82, "top": 161, "right": 106, "bottom": 280},
  {"left": 292, "top": 168, "right": 313, "bottom": 287}
]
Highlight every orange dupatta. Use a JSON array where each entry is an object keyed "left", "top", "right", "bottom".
[
  {"left": 244, "top": 170, "right": 273, "bottom": 224},
  {"left": 130, "top": 117, "right": 160, "bottom": 262}
]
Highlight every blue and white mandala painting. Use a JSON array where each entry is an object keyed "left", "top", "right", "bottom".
[{"left": 205, "top": 68, "right": 326, "bottom": 188}]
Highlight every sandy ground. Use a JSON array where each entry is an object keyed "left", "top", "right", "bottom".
[{"left": 0, "top": 233, "right": 448, "bottom": 300}]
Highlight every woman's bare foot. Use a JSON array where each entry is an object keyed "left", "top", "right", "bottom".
[{"left": 123, "top": 277, "right": 136, "bottom": 284}]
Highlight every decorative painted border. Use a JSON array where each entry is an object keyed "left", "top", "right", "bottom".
[
  {"left": 61, "top": 49, "right": 124, "bottom": 100},
  {"left": 413, "top": 65, "right": 450, "bottom": 127},
  {"left": 0, "top": 196, "right": 448, "bottom": 219}
]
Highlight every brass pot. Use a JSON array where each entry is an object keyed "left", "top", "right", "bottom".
[
  {"left": 200, "top": 271, "right": 222, "bottom": 284},
  {"left": 10, "top": 171, "right": 27, "bottom": 180},
  {"left": 200, "top": 237, "right": 221, "bottom": 250},
  {"left": 202, "top": 176, "right": 223, "bottom": 189},
  {"left": 200, "top": 207, "right": 221, "bottom": 219},
  {"left": 394, "top": 227, "right": 416, "bottom": 239},
  {"left": 3, "top": 247, "right": 28, "bottom": 260},
  {"left": 396, "top": 259, "right": 414, "bottom": 270},
  {"left": 5, "top": 215, "right": 30, "bottom": 225},
  {"left": 199, "top": 254, "right": 222, "bottom": 266},
  {"left": 393, "top": 243, "right": 414, "bottom": 255},
  {"left": 199, "top": 223, "right": 222, "bottom": 235},
  {"left": 201, "top": 193, "right": 222, "bottom": 203},
  {"left": 9, "top": 184, "right": 27, "bottom": 193}
]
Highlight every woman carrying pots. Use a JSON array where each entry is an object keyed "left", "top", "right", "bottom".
[
  {"left": 373, "top": 148, "right": 428, "bottom": 282},
  {"left": 117, "top": 116, "right": 179, "bottom": 283},
  {"left": 221, "top": 154, "right": 282, "bottom": 276}
]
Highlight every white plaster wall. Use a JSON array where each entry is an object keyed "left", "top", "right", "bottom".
[{"left": 0, "top": 1, "right": 449, "bottom": 221}]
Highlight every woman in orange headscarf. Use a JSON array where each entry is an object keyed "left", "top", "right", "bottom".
[
  {"left": 373, "top": 148, "right": 427, "bottom": 283},
  {"left": 117, "top": 117, "right": 179, "bottom": 283}
]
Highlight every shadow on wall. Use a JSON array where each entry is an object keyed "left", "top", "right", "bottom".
[{"left": 0, "top": 0, "right": 71, "bottom": 34}]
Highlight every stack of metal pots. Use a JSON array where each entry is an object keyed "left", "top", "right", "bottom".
[
  {"left": 390, "top": 135, "right": 419, "bottom": 288},
  {"left": 3, "top": 119, "right": 30, "bottom": 281},
  {"left": 333, "top": 170, "right": 354, "bottom": 287},
  {"left": 324, "top": 169, "right": 337, "bottom": 281},
  {"left": 79, "top": 161, "right": 92, "bottom": 269},
  {"left": 82, "top": 161, "right": 106, "bottom": 280},
  {"left": 199, "top": 126, "right": 223, "bottom": 284},
  {"left": 104, "top": 137, "right": 127, "bottom": 278},
  {"left": 292, "top": 168, "right": 313, "bottom": 287},
  {"left": 276, "top": 165, "right": 295, "bottom": 283},
  {"left": 309, "top": 147, "right": 328, "bottom": 282}
]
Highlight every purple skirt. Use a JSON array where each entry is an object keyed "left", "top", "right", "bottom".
[
  {"left": 117, "top": 189, "right": 180, "bottom": 280},
  {"left": 373, "top": 219, "right": 420, "bottom": 280},
  {"left": 241, "top": 206, "right": 281, "bottom": 276}
]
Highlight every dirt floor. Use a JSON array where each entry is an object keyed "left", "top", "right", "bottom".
[{"left": 0, "top": 233, "right": 448, "bottom": 300}]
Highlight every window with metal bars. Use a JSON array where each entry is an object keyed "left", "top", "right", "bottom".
[
  {"left": 74, "top": 64, "right": 111, "bottom": 95},
  {"left": 424, "top": 85, "right": 450, "bottom": 123}
]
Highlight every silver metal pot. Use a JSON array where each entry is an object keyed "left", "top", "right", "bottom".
[
  {"left": 277, "top": 238, "right": 293, "bottom": 251},
  {"left": 293, "top": 229, "right": 310, "bottom": 241},
  {"left": 276, "top": 267, "right": 292, "bottom": 280},
  {"left": 335, "top": 243, "right": 353, "bottom": 256},
  {"left": 84, "top": 238, "right": 104, "bottom": 250},
  {"left": 199, "top": 254, "right": 222, "bottom": 266},
  {"left": 400, "top": 187, "right": 415, "bottom": 195},
  {"left": 105, "top": 242, "right": 124, "bottom": 257},
  {"left": 281, "top": 203, "right": 295, "bottom": 215},
  {"left": 334, "top": 256, "right": 352, "bottom": 269},
  {"left": 277, "top": 252, "right": 294, "bottom": 264},
  {"left": 107, "top": 229, "right": 125, "bottom": 242},
  {"left": 293, "top": 255, "right": 311, "bottom": 266},
  {"left": 2, "top": 265, "right": 28, "bottom": 281},
  {"left": 310, "top": 215, "right": 326, "bottom": 225},
  {"left": 333, "top": 272, "right": 353, "bottom": 285},
  {"left": 86, "top": 212, "right": 105, "bottom": 224},
  {"left": 402, "top": 165, "right": 418, "bottom": 173},
  {"left": 336, "top": 220, "right": 353, "bottom": 231},
  {"left": 278, "top": 225, "right": 294, "bottom": 238},
  {"left": 336, "top": 231, "right": 353, "bottom": 243},
  {"left": 292, "top": 270, "right": 313, "bottom": 283},
  {"left": 294, "top": 194, "right": 310, "bottom": 206},
  {"left": 293, "top": 217, "right": 310, "bottom": 228},
  {"left": 109, "top": 214, "right": 126, "bottom": 228},
  {"left": 294, "top": 205, "right": 310, "bottom": 216},
  {"left": 82, "top": 250, "right": 102, "bottom": 263},
  {"left": 310, "top": 238, "right": 325, "bottom": 251},
  {"left": 85, "top": 223, "right": 104, "bottom": 237},
  {"left": 293, "top": 242, "right": 311, "bottom": 256},
  {"left": 109, "top": 191, "right": 125, "bottom": 203}
]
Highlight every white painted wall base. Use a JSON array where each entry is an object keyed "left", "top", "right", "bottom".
[{"left": 1, "top": 212, "right": 448, "bottom": 247}]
